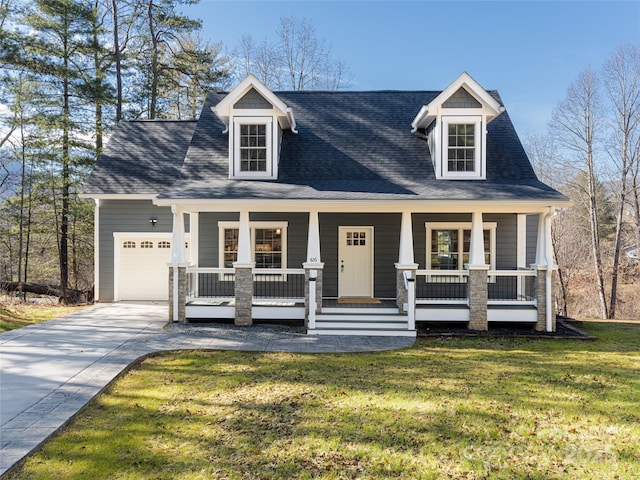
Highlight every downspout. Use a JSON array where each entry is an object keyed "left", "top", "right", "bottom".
[{"left": 544, "top": 207, "right": 560, "bottom": 332}]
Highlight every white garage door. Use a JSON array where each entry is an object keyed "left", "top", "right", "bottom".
[{"left": 114, "top": 234, "right": 189, "bottom": 301}]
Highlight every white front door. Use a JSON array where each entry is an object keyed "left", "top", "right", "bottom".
[{"left": 338, "top": 226, "right": 374, "bottom": 298}]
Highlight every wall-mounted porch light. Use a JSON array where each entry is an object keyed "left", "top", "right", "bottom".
[{"left": 149, "top": 217, "right": 158, "bottom": 227}]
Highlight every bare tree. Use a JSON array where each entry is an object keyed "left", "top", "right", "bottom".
[
  {"left": 602, "top": 43, "right": 640, "bottom": 318},
  {"left": 236, "top": 16, "right": 352, "bottom": 91},
  {"left": 552, "top": 67, "right": 609, "bottom": 319},
  {"left": 525, "top": 133, "right": 571, "bottom": 315}
]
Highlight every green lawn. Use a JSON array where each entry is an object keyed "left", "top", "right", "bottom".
[
  {"left": 8, "top": 322, "right": 640, "bottom": 479},
  {"left": 0, "top": 304, "right": 87, "bottom": 332}
]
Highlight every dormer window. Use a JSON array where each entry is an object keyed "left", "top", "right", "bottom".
[
  {"left": 211, "top": 74, "right": 297, "bottom": 181},
  {"left": 411, "top": 73, "right": 504, "bottom": 181},
  {"left": 239, "top": 122, "right": 269, "bottom": 173},
  {"left": 443, "top": 116, "right": 482, "bottom": 177},
  {"left": 232, "top": 117, "right": 273, "bottom": 177}
]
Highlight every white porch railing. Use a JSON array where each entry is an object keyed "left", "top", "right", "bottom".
[
  {"left": 487, "top": 269, "right": 536, "bottom": 305},
  {"left": 415, "top": 269, "right": 469, "bottom": 304},
  {"left": 186, "top": 267, "right": 305, "bottom": 302},
  {"left": 186, "top": 267, "right": 235, "bottom": 301},
  {"left": 414, "top": 268, "right": 537, "bottom": 306},
  {"left": 403, "top": 270, "right": 416, "bottom": 330}
]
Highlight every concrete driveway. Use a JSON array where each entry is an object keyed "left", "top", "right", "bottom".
[{"left": 0, "top": 303, "right": 414, "bottom": 476}]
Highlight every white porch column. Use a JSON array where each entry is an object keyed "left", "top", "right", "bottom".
[
  {"left": 398, "top": 211, "right": 415, "bottom": 265},
  {"left": 189, "top": 212, "right": 199, "bottom": 267},
  {"left": 468, "top": 211, "right": 489, "bottom": 331},
  {"left": 93, "top": 199, "right": 100, "bottom": 302},
  {"left": 468, "top": 211, "right": 486, "bottom": 267},
  {"left": 395, "top": 211, "right": 418, "bottom": 315},
  {"left": 533, "top": 208, "right": 557, "bottom": 332},
  {"left": 303, "top": 210, "right": 324, "bottom": 319},
  {"left": 170, "top": 205, "right": 187, "bottom": 323},
  {"left": 233, "top": 210, "right": 254, "bottom": 326},
  {"left": 305, "top": 210, "right": 321, "bottom": 264},
  {"left": 236, "top": 210, "right": 252, "bottom": 266},
  {"left": 517, "top": 214, "right": 527, "bottom": 297},
  {"left": 189, "top": 212, "right": 199, "bottom": 298},
  {"left": 171, "top": 205, "right": 186, "bottom": 264}
]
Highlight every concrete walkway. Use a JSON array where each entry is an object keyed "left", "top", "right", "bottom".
[{"left": 0, "top": 303, "right": 414, "bottom": 476}]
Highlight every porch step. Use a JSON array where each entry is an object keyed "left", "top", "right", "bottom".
[{"left": 309, "top": 308, "right": 415, "bottom": 337}]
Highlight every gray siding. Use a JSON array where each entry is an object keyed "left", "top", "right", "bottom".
[
  {"left": 234, "top": 88, "right": 273, "bottom": 109},
  {"left": 443, "top": 87, "right": 482, "bottom": 108},
  {"left": 526, "top": 214, "right": 539, "bottom": 265},
  {"left": 198, "top": 212, "right": 308, "bottom": 268},
  {"left": 319, "top": 213, "right": 401, "bottom": 298},
  {"left": 486, "top": 214, "right": 517, "bottom": 269},
  {"left": 413, "top": 213, "right": 518, "bottom": 269},
  {"left": 98, "top": 199, "right": 173, "bottom": 301}
]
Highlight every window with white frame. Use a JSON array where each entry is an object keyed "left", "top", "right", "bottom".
[
  {"left": 232, "top": 117, "right": 273, "bottom": 178},
  {"left": 426, "top": 222, "right": 496, "bottom": 270},
  {"left": 442, "top": 116, "right": 482, "bottom": 178},
  {"left": 219, "top": 221, "right": 287, "bottom": 271}
]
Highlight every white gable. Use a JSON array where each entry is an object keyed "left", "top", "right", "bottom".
[
  {"left": 411, "top": 72, "right": 504, "bottom": 132},
  {"left": 211, "top": 74, "right": 297, "bottom": 133}
]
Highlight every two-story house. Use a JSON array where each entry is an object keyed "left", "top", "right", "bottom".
[{"left": 81, "top": 73, "right": 570, "bottom": 336}]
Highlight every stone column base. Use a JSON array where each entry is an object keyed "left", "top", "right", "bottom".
[
  {"left": 168, "top": 265, "right": 187, "bottom": 323},
  {"left": 234, "top": 267, "right": 253, "bottom": 326},
  {"left": 468, "top": 267, "right": 488, "bottom": 331}
]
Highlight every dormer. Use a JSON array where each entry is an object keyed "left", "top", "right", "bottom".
[
  {"left": 412, "top": 73, "right": 504, "bottom": 180},
  {"left": 212, "top": 74, "right": 297, "bottom": 180}
]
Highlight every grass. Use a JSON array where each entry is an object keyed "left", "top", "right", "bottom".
[
  {"left": 6, "top": 322, "right": 640, "bottom": 479},
  {"left": 0, "top": 303, "right": 88, "bottom": 333}
]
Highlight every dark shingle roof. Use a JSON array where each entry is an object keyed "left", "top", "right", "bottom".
[
  {"left": 84, "top": 90, "right": 566, "bottom": 203},
  {"left": 82, "top": 120, "right": 196, "bottom": 195},
  {"left": 154, "top": 90, "right": 565, "bottom": 202}
]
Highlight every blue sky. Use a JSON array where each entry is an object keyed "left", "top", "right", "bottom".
[{"left": 182, "top": 1, "right": 639, "bottom": 136}]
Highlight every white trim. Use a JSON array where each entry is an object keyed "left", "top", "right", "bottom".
[
  {"left": 80, "top": 193, "right": 157, "bottom": 200},
  {"left": 94, "top": 199, "right": 100, "bottom": 302},
  {"left": 211, "top": 73, "right": 296, "bottom": 132},
  {"left": 112, "top": 232, "right": 190, "bottom": 302},
  {"left": 231, "top": 117, "right": 275, "bottom": 179},
  {"left": 190, "top": 212, "right": 199, "bottom": 267},
  {"left": 441, "top": 115, "right": 485, "bottom": 179},
  {"left": 411, "top": 72, "right": 504, "bottom": 131},
  {"left": 153, "top": 198, "right": 572, "bottom": 212},
  {"left": 218, "top": 221, "right": 288, "bottom": 271},
  {"left": 338, "top": 226, "right": 374, "bottom": 298},
  {"left": 425, "top": 221, "right": 497, "bottom": 271}
]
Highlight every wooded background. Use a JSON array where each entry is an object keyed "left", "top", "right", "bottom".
[{"left": 1, "top": 1, "right": 638, "bottom": 319}]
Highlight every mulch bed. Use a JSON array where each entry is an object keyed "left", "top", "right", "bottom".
[{"left": 417, "top": 317, "right": 595, "bottom": 340}]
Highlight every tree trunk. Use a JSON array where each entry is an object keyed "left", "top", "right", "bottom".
[
  {"left": 60, "top": 28, "right": 70, "bottom": 303},
  {"left": 147, "top": 0, "right": 159, "bottom": 119},
  {"left": 111, "top": 0, "right": 122, "bottom": 122},
  {"left": 552, "top": 223, "right": 568, "bottom": 316},
  {"left": 609, "top": 187, "right": 626, "bottom": 319},
  {"left": 1, "top": 281, "right": 87, "bottom": 304}
]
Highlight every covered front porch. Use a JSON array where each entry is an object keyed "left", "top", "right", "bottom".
[{"left": 164, "top": 202, "right": 559, "bottom": 336}]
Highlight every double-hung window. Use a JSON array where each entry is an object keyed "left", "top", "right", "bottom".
[
  {"left": 219, "top": 221, "right": 287, "bottom": 277},
  {"left": 232, "top": 117, "right": 273, "bottom": 178},
  {"left": 426, "top": 222, "right": 496, "bottom": 271},
  {"left": 441, "top": 116, "right": 482, "bottom": 178}
]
